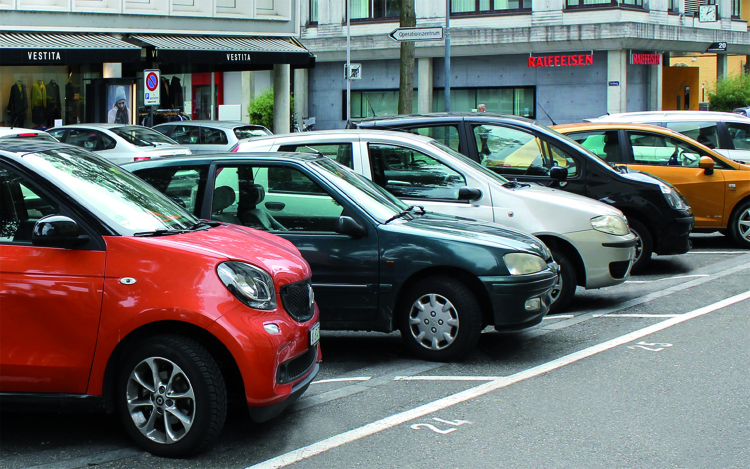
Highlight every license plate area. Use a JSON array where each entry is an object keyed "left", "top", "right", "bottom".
[{"left": 309, "top": 322, "right": 320, "bottom": 347}]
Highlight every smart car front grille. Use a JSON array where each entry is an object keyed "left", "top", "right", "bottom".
[
  {"left": 277, "top": 344, "right": 318, "bottom": 385},
  {"left": 280, "top": 278, "right": 315, "bottom": 322}
]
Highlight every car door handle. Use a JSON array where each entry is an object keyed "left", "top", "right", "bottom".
[{"left": 265, "top": 202, "right": 285, "bottom": 211}]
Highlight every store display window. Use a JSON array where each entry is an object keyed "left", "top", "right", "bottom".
[{"left": 1, "top": 66, "right": 81, "bottom": 129}]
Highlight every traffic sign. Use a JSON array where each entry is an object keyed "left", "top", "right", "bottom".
[
  {"left": 144, "top": 69, "right": 161, "bottom": 106},
  {"left": 389, "top": 27, "right": 444, "bottom": 42},
  {"left": 345, "top": 63, "right": 362, "bottom": 80}
]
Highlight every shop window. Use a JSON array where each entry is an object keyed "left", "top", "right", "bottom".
[
  {"left": 347, "top": 90, "right": 417, "bottom": 119},
  {"left": 433, "top": 87, "right": 535, "bottom": 119},
  {"left": 349, "top": 0, "right": 400, "bottom": 21},
  {"left": 310, "top": 0, "right": 318, "bottom": 23},
  {"left": 1, "top": 66, "right": 72, "bottom": 128},
  {"left": 451, "top": 0, "right": 531, "bottom": 15},
  {"left": 565, "top": 0, "right": 618, "bottom": 9}
]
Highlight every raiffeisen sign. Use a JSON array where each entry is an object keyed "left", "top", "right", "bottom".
[
  {"left": 528, "top": 54, "right": 593, "bottom": 68},
  {"left": 631, "top": 53, "right": 661, "bottom": 65}
]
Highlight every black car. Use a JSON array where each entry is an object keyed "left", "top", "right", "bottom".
[
  {"left": 125, "top": 153, "right": 558, "bottom": 361},
  {"left": 353, "top": 112, "right": 694, "bottom": 272}
]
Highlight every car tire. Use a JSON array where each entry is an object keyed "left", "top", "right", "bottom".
[
  {"left": 548, "top": 250, "right": 576, "bottom": 314},
  {"left": 628, "top": 218, "right": 653, "bottom": 274},
  {"left": 728, "top": 200, "right": 750, "bottom": 248},
  {"left": 116, "top": 335, "right": 227, "bottom": 458},
  {"left": 398, "top": 276, "right": 482, "bottom": 362}
]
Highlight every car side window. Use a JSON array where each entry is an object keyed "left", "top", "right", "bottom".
[
  {"left": 471, "top": 124, "right": 547, "bottom": 176},
  {"left": 201, "top": 127, "right": 228, "bottom": 145},
  {"left": 406, "top": 125, "right": 461, "bottom": 151},
  {"left": 214, "top": 165, "right": 343, "bottom": 232},
  {"left": 665, "top": 121, "right": 720, "bottom": 149},
  {"left": 100, "top": 134, "right": 117, "bottom": 150},
  {"left": 67, "top": 129, "right": 100, "bottom": 150},
  {"left": 48, "top": 129, "right": 67, "bottom": 142},
  {"left": 368, "top": 143, "right": 466, "bottom": 200},
  {"left": 547, "top": 142, "right": 580, "bottom": 177},
  {"left": 627, "top": 131, "right": 703, "bottom": 167},
  {"left": 0, "top": 167, "right": 59, "bottom": 244},
  {"left": 566, "top": 130, "right": 623, "bottom": 164},
  {"left": 168, "top": 125, "right": 199, "bottom": 144},
  {"left": 278, "top": 143, "right": 354, "bottom": 168},
  {"left": 727, "top": 122, "right": 750, "bottom": 150},
  {"left": 134, "top": 166, "right": 208, "bottom": 217}
]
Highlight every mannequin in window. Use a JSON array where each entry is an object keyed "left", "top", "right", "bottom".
[
  {"left": 31, "top": 80, "right": 47, "bottom": 126},
  {"left": 6, "top": 81, "right": 27, "bottom": 126},
  {"left": 108, "top": 86, "right": 130, "bottom": 124},
  {"left": 46, "top": 79, "right": 61, "bottom": 126}
]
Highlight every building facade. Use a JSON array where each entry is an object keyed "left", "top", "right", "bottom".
[
  {"left": 0, "top": 0, "right": 311, "bottom": 132},
  {"left": 298, "top": 0, "right": 750, "bottom": 128}
]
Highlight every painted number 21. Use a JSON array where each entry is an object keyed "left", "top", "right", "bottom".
[
  {"left": 411, "top": 418, "right": 472, "bottom": 434},
  {"left": 628, "top": 341, "right": 673, "bottom": 352}
]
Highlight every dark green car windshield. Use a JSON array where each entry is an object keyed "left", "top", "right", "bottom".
[{"left": 22, "top": 146, "right": 199, "bottom": 235}]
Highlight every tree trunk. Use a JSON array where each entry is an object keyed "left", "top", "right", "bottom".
[{"left": 398, "top": 0, "right": 416, "bottom": 115}]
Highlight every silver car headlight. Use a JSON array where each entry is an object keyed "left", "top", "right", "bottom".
[
  {"left": 660, "top": 183, "right": 689, "bottom": 211},
  {"left": 504, "top": 253, "right": 548, "bottom": 275},
  {"left": 217, "top": 261, "right": 276, "bottom": 310},
  {"left": 591, "top": 215, "right": 630, "bottom": 236}
]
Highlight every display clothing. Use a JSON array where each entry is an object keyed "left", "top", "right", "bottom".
[
  {"left": 170, "top": 77, "right": 184, "bottom": 110},
  {"left": 6, "top": 81, "right": 28, "bottom": 126},
  {"left": 47, "top": 79, "right": 62, "bottom": 121},
  {"left": 160, "top": 80, "right": 172, "bottom": 109},
  {"left": 31, "top": 80, "right": 48, "bottom": 125}
]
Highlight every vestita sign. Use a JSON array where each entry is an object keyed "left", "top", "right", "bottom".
[
  {"left": 528, "top": 54, "right": 593, "bottom": 68},
  {"left": 144, "top": 69, "right": 160, "bottom": 106}
]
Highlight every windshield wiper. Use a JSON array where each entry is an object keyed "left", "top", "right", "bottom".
[
  {"left": 190, "top": 220, "right": 219, "bottom": 230},
  {"left": 385, "top": 206, "right": 419, "bottom": 224},
  {"left": 133, "top": 229, "right": 193, "bottom": 237}
]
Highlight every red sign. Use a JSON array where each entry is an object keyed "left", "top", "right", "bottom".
[
  {"left": 528, "top": 54, "right": 593, "bottom": 68},
  {"left": 631, "top": 53, "right": 661, "bottom": 65},
  {"left": 146, "top": 72, "right": 159, "bottom": 91}
]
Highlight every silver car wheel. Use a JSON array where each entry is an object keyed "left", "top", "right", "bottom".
[
  {"left": 631, "top": 229, "right": 644, "bottom": 265},
  {"left": 408, "top": 293, "right": 459, "bottom": 351},
  {"left": 126, "top": 357, "right": 196, "bottom": 445}
]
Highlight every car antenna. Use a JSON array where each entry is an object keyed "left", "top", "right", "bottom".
[{"left": 537, "top": 103, "right": 557, "bottom": 125}]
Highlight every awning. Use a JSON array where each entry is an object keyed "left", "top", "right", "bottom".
[
  {"left": 130, "top": 35, "right": 315, "bottom": 68},
  {"left": 0, "top": 32, "right": 142, "bottom": 65}
]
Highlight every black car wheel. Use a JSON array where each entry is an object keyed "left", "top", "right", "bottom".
[
  {"left": 728, "top": 200, "right": 750, "bottom": 249},
  {"left": 548, "top": 250, "right": 576, "bottom": 314},
  {"left": 117, "top": 335, "right": 227, "bottom": 458},
  {"left": 399, "top": 276, "right": 482, "bottom": 362},
  {"left": 628, "top": 218, "right": 653, "bottom": 274}
]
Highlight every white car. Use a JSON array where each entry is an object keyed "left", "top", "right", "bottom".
[
  {"left": 585, "top": 110, "right": 750, "bottom": 164},
  {"left": 234, "top": 129, "right": 637, "bottom": 313},
  {"left": 153, "top": 120, "right": 271, "bottom": 154},
  {"left": 47, "top": 124, "right": 191, "bottom": 165},
  {"left": 0, "top": 127, "right": 59, "bottom": 142}
]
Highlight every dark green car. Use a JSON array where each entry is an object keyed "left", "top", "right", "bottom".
[{"left": 125, "top": 153, "right": 558, "bottom": 361}]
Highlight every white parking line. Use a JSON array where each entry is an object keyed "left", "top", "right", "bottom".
[
  {"left": 598, "top": 314, "right": 680, "bottom": 318},
  {"left": 246, "top": 290, "right": 750, "bottom": 469},
  {"left": 394, "top": 376, "right": 498, "bottom": 381},
  {"left": 626, "top": 274, "right": 709, "bottom": 284},
  {"left": 687, "top": 251, "right": 748, "bottom": 254}
]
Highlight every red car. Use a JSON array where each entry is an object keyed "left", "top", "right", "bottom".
[{"left": 0, "top": 140, "right": 321, "bottom": 457}]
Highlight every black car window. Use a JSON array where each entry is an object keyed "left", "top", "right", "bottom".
[
  {"left": 278, "top": 143, "right": 354, "bottom": 168},
  {"left": 213, "top": 165, "right": 343, "bottom": 232},
  {"left": 201, "top": 127, "right": 228, "bottom": 145},
  {"left": 405, "top": 125, "right": 461, "bottom": 151},
  {"left": 626, "top": 130, "right": 731, "bottom": 168},
  {"left": 471, "top": 124, "right": 550, "bottom": 176},
  {"left": 547, "top": 141, "right": 580, "bottom": 177},
  {"left": 47, "top": 129, "right": 67, "bottom": 141},
  {"left": 67, "top": 129, "right": 100, "bottom": 151},
  {"left": 234, "top": 126, "right": 271, "bottom": 139},
  {"left": 368, "top": 143, "right": 466, "bottom": 200},
  {"left": 566, "top": 130, "right": 623, "bottom": 164},
  {"left": 726, "top": 122, "right": 750, "bottom": 150},
  {"left": 664, "top": 121, "right": 720, "bottom": 149},
  {"left": 101, "top": 133, "right": 117, "bottom": 150},
  {"left": 0, "top": 166, "right": 60, "bottom": 244}
]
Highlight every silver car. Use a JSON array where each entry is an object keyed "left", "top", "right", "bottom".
[
  {"left": 153, "top": 120, "right": 272, "bottom": 154},
  {"left": 235, "top": 129, "right": 637, "bottom": 314},
  {"left": 1, "top": 127, "right": 58, "bottom": 142},
  {"left": 47, "top": 124, "right": 191, "bottom": 165}
]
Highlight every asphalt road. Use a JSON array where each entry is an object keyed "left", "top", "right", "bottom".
[{"left": 2, "top": 233, "right": 749, "bottom": 469}]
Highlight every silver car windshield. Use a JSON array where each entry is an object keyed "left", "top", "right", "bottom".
[
  {"left": 21, "top": 146, "right": 199, "bottom": 235},
  {"left": 110, "top": 126, "right": 180, "bottom": 147},
  {"left": 310, "top": 157, "right": 411, "bottom": 223}
]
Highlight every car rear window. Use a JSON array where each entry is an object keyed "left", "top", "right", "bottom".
[{"left": 234, "top": 126, "right": 271, "bottom": 140}]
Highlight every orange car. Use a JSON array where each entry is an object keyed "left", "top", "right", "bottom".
[{"left": 554, "top": 122, "right": 750, "bottom": 248}]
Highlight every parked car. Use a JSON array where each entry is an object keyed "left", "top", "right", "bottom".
[
  {"left": 584, "top": 110, "right": 750, "bottom": 164},
  {"left": 0, "top": 140, "right": 320, "bottom": 457},
  {"left": 733, "top": 106, "right": 750, "bottom": 118},
  {"left": 230, "top": 130, "right": 636, "bottom": 313},
  {"left": 153, "top": 120, "right": 272, "bottom": 154},
  {"left": 1, "top": 126, "right": 58, "bottom": 142},
  {"left": 47, "top": 124, "right": 191, "bottom": 164},
  {"left": 350, "top": 113, "right": 693, "bottom": 272},
  {"left": 554, "top": 122, "right": 750, "bottom": 248},
  {"left": 125, "top": 152, "right": 559, "bottom": 361}
]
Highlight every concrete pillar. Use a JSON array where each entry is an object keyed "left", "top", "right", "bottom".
[
  {"left": 607, "top": 50, "right": 627, "bottom": 114},
  {"left": 242, "top": 71, "right": 256, "bottom": 124},
  {"left": 103, "top": 63, "right": 122, "bottom": 78},
  {"left": 417, "top": 58, "right": 433, "bottom": 114},
  {"left": 649, "top": 54, "right": 663, "bottom": 111},
  {"left": 717, "top": 54, "right": 728, "bottom": 80},
  {"left": 273, "top": 64, "right": 291, "bottom": 134},
  {"left": 294, "top": 68, "right": 309, "bottom": 130}
]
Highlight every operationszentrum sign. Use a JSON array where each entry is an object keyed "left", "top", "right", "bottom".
[{"left": 389, "top": 27, "right": 444, "bottom": 42}]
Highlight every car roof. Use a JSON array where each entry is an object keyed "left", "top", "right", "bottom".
[
  {"left": 240, "top": 128, "right": 439, "bottom": 144},
  {"left": 154, "top": 120, "right": 268, "bottom": 130},
  {"left": 585, "top": 110, "right": 750, "bottom": 123},
  {"left": 553, "top": 122, "right": 680, "bottom": 133},
  {"left": 0, "top": 127, "right": 51, "bottom": 137},
  {"left": 355, "top": 111, "right": 534, "bottom": 125},
  {"left": 0, "top": 139, "right": 83, "bottom": 159},
  {"left": 49, "top": 123, "right": 149, "bottom": 130},
  {"left": 122, "top": 151, "right": 324, "bottom": 168}
]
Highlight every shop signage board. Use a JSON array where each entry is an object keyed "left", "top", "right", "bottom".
[
  {"left": 389, "top": 27, "right": 444, "bottom": 42},
  {"left": 144, "top": 69, "right": 160, "bottom": 106},
  {"left": 527, "top": 54, "right": 593, "bottom": 68},
  {"left": 631, "top": 53, "right": 661, "bottom": 65}
]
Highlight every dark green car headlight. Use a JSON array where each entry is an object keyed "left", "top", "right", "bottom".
[{"left": 217, "top": 261, "right": 276, "bottom": 310}]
